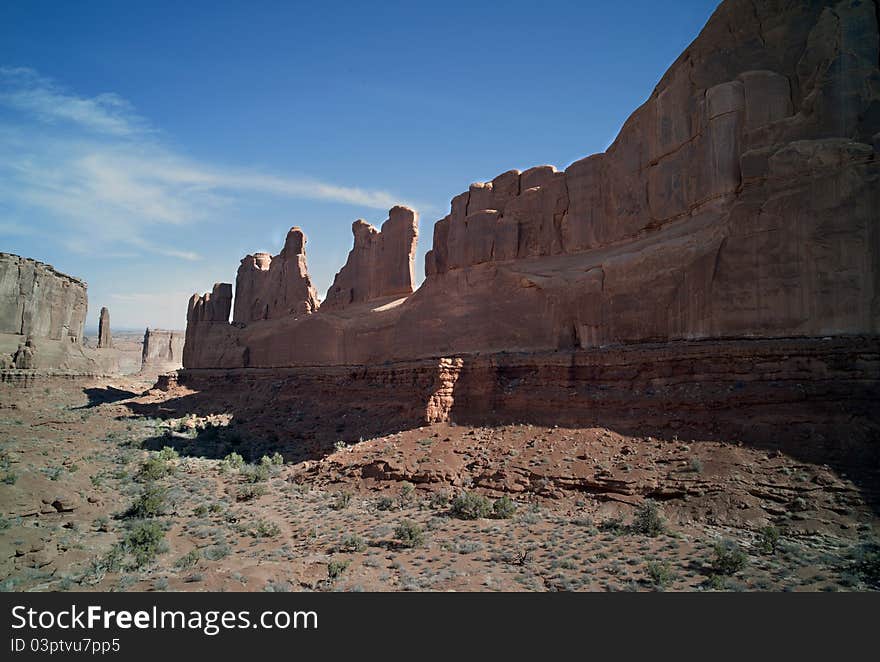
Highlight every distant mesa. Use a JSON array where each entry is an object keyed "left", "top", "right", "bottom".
[{"left": 141, "top": 328, "right": 184, "bottom": 374}]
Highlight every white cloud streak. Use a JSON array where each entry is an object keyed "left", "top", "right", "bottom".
[
  {"left": 0, "top": 67, "right": 147, "bottom": 137},
  {"left": 0, "top": 68, "right": 420, "bottom": 261}
]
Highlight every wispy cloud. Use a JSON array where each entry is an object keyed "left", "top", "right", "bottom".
[
  {"left": 0, "top": 67, "right": 421, "bottom": 261},
  {"left": 0, "top": 67, "right": 148, "bottom": 137}
]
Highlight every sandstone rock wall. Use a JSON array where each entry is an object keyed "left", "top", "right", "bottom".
[
  {"left": 178, "top": 336, "right": 880, "bottom": 453},
  {"left": 184, "top": 0, "right": 880, "bottom": 370},
  {"left": 233, "top": 227, "right": 319, "bottom": 324},
  {"left": 323, "top": 206, "right": 419, "bottom": 309},
  {"left": 0, "top": 253, "right": 87, "bottom": 342},
  {"left": 141, "top": 328, "right": 184, "bottom": 373}
]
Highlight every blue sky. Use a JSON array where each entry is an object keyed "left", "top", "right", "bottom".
[{"left": 0, "top": 0, "right": 719, "bottom": 331}]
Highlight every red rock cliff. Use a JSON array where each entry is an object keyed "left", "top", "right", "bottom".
[{"left": 183, "top": 0, "right": 880, "bottom": 369}]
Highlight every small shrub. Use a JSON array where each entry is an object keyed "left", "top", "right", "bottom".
[
  {"left": 399, "top": 482, "right": 415, "bottom": 504},
  {"left": 176, "top": 549, "right": 201, "bottom": 569},
  {"left": 598, "top": 517, "right": 625, "bottom": 534},
  {"left": 243, "top": 463, "right": 270, "bottom": 483},
  {"left": 253, "top": 520, "right": 280, "bottom": 538},
  {"left": 376, "top": 496, "right": 395, "bottom": 511},
  {"left": 689, "top": 457, "right": 704, "bottom": 473},
  {"left": 331, "top": 491, "right": 353, "bottom": 510},
  {"left": 203, "top": 543, "right": 231, "bottom": 561},
  {"left": 334, "top": 440, "right": 347, "bottom": 452},
  {"left": 140, "top": 456, "right": 173, "bottom": 481},
  {"left": 632, "top": 500, "right": 665, "bottom": 537},
  {"left": 340, "top": 534, "right": 367, "bottom": 553},
  {"left": 269, "top": 452, "right": 284, "bottom": 466},
  {"left": 43, "top": 466, "right": 64, "bottom": 481},
  {"left": 193, "top": 504, "right": 209, "bottom": 517},
  {"left": 711, "top": 540, "right": 748, "bottom": 576},
  {"left": 645, "top": 561, "right": 674, "bottom": 589},
  {"left": 451, "top": 492, "right": 492, "bottom": 520},
  {"left": 492, "top": 496, "right": 517, "bottom": 519},
  {"left": 123, "top": 520, "right": 166, "bottom": 568},
  {"left": 756, "top": 526, "right": 781, "bottom": 554},
  {"left": 125, "top": 484, "right": 167, "bottom": 519},
  {"left": 221, "top": 452, "right": 245, "bottom": 472},
  {"left": 429, "top": 490, "right": 450, "bottom": 509},
  {"left": 156, "top": 446, "right": 179, "bottom": 461},
  {"left": 327, "top": 559, "right": 350, "bottom": 580},
  {"left": 394, "top": 520, "right": 425, "bottom": 548},
  {"left": 236, "top": 484, "right": 267, "bottom": 501}
]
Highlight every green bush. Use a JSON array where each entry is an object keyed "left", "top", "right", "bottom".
[
  {"left": 156, "top": 446, "right": 179, "bottom": 461},
  {"left": 451, "top": 492, "right": 492, "bottom": 520},
  {"left": 243, "top": 463, "right": 270, "bottom": 483},
  {"left": 176, "top": 549, "right": 201, "bottom": 569},
  {"left": 123, "top": 521, "right": 166, "bottom": 568},
  {"left": 203, "top": 543, "right": 231, "bottom": 561},
  {"left": 140, "top": 456, "right": 173, "bottom": 481},
  {"left": 221, "top": 452, "right": 245, "bottom": 472},
  {"left": 340, "top": 534, "right": 367, "bottom": 553},
  {"left": 756, "top": 526, "right": 781, "bottom": 554},
  {"left": 429, "top": 491, "right": 450, "bottom": 509},
  {"left": 645, "top": 561, "right": 674, "bottom": 589},
  {"left": 125, "top": 484, "right": 167, "bottom": 519},
  {"left": 236, "top": 484, "right": 267, "bottom": 501},
  {"left": 399, "top": 482, "right": 415, "bottom": 503},
  {"left": 631, "top": 500, "right": 665, "bottom": 537},
  {"left": 253, "top": 520, "right": 280, "bottom": 538},
  {"left": 394, "top": 520, "right": 425, "bottom": 548},
  {"left": 327, "top": 559, "right": 350, "bottom": 580},
  {"left": 492, "top": 496, "right": 517, "bottom": 519},
  {"left": 711, "top": 540, "right": 748, "bottom": 576}
]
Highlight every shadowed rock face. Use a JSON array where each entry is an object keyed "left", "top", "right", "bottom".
[
  {"left": 323, "top": 206, "right": 419, "bottom": 309},
  {"left": 184, "top": 0, "right": 880, "bottom": 370},
  {"left": 97, "top": 307, "right": 111, "bottom": 349},
  {"left": 141, "top": 328, "right": 184, "bottom": 373},
  {"left": 0, "top": 253, "right": 87, "bottom": 342},
  {"left": 233, "top": 227, "right": 320, "bottom": 323}
]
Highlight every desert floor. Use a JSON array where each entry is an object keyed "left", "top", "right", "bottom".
[{"left": 1, "top": 377, "right": 878, "bottom": 592}]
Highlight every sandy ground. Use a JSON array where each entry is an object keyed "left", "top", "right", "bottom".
[{"left": 0, "top": 376, "right": 877, "bottom": 592}]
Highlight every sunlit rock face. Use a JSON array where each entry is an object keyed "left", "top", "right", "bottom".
[
  {"left": 184, "top": 0, "right": 880, "bottom": 370},
  {"left": 97, "top": 307, "right": 111, "bottom": 349},
  {"left": 323, "top": 206, "right": 419, "bottom": 310},
  {"left": 233, "top": 227, "right": 320, "bottom": 324},
  {"left": 0, "top": 253, "right": 87, "bottom": 342}
]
